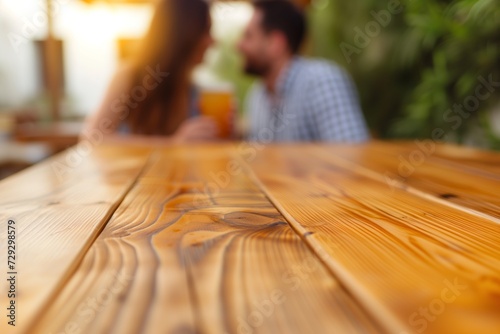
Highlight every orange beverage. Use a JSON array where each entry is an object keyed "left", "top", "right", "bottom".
[{"left": 198, "top": 88, "right": 234, "bottom": 139}]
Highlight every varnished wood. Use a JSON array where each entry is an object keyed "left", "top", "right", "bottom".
[
  {"left": 0, "top": 145, "right": 151, "bottom": 333},
  {"left": 1, "top": 142, "right": 499, "bottom": 334},
  {"left": 245, "top": 144, "right": 500, "bottom": 334},
  {"left": 14, "top": 121, "right": 83, "bottom": 152},
  {"left": 32, "top": 146, "right": 380, "bottom": 334},
  {"left": 320, "top": 141, "right": 500, "bottom": 221}
]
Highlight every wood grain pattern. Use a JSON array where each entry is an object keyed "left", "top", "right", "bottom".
[
  {"left": 0, "top": 146, "right": 151, "bottom": 334},
  {"left": 427, "top": 142, "right": 500, "bottom": 176},
  {"left": 244, "top": 144, "right": 500, "bottom": 334},
  {"left": 317, "top": 141, "right": 500, "bottom": 221},
  {"left": 3, "top": 142, "right": 499, "bottom": 334},
  {"left": 32, "top": 146, "right": 380, "bottom": 334}
]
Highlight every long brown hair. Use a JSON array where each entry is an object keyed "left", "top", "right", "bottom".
[{"left": 126, "top": 0, "right": 210, "bottom": 135}]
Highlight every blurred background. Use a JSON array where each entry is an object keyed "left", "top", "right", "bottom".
[{"left": 0, "top": 0, "right": 499, "bottom": 179}]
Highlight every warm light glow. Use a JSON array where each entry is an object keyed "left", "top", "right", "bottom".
[
  {"left": 55, "top": 2, "right": 153, "bottom": 113},
  {"left": 194, "top": 2, "right": 253, "bottom": 86},
  {"left": 58, "top": 2, "right": 152, "bottom": 45},
  {"left": 0, "top": 0, "right": 253, "bottom": 114},
  {"left": 212, "top": 1, "right": 253, "bottom": 40}
]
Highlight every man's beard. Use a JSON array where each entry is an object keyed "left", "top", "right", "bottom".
[{"left": 243, "top": 58, "right": 270, "bottom": 77}]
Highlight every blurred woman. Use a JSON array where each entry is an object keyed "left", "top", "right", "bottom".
[{"left": 82, "top": 0, "right": 219, "bottom": 144}]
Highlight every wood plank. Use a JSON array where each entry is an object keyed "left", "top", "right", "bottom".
[
  {"left": 317, "top": 141, "right": 500, "bottom": 221},
  {"left": 33, "top": 145, "right": 381, "bottom": 334},
  {"left": 14, "top": 121, "right": 83, "bottom": 152},
  {"left": 0, "top": 145, "right": 151, "bottom": 333},
  {"left": 374, "top": 141, "right": 500, "bottom": 178},
  {"left": 428, "top": 142, "right": 500, "bottom": 176},
  {"left": 244, "top": 144, "right": 500, "bottom": 334}
]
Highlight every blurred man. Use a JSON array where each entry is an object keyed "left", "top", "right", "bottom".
[{"left": 238, "top": 0, "right": 370, "bottom": 142}]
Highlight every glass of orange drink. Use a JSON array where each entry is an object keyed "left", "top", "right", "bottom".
[{"left": 198, "top": 85, "right": 234, "bottom": 139}]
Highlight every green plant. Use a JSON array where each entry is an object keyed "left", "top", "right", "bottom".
[{"left": 308, "top": 0, "right": 500, "bottom": 148}]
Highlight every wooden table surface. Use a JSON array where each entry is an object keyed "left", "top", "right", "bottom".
[{"left": 0, "top": 141, "right": 499, "bottom": 334}]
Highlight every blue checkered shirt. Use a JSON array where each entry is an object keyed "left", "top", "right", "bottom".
[{"left": 246, "top": 57, "right": 370, "bottom": 142}]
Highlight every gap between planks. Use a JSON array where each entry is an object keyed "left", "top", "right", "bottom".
[
  {"left": 26, "top": 150, "right": 156, "bottom": 333},
  {"left": 232, "top": 150, "right": 400, "bottom": 334},
  {"left": 311, "top": 144, "right": 500, "bottom": 225}
]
